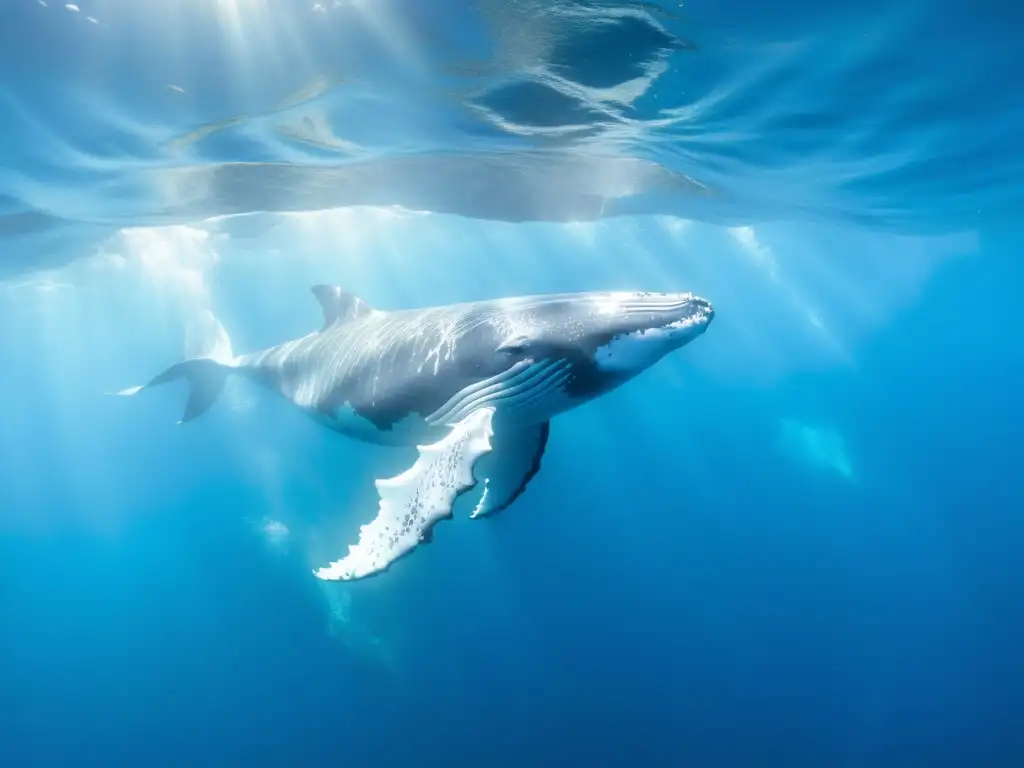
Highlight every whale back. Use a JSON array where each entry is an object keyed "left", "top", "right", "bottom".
[{"left": 311, "top": 284, "right": 380, "bottom": 330}]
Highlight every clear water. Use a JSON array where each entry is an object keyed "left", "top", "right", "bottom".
[{"left": 2, "top": 1, "right": 1023, "bottom": 765}]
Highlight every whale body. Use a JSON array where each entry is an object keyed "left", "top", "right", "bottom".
[{"left": 119, "top": 286, "right": 715, "bottom": 580}]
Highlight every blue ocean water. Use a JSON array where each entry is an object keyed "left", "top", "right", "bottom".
[{"left": 2, "top": 0, "right": 1023, "bottom": 765}]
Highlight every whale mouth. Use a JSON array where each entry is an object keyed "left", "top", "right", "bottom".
[
  {"left": 665, "top": 296, "right": 714, "bottom": 331},
  {"left": 602, "top": 291, "right": 715, "bottom": 341},
  {"left": 631, "top": 293, "right": 713, "bottom": 335}
]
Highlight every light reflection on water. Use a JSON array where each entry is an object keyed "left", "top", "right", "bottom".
[{"left": 0, "top": 0, "right": 1020, "bottom": 274}]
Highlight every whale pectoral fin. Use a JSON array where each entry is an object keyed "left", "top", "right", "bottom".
[
  {"left": 313, "top": 407, "right": 496, "bottom": 582},
  {"left": 470, "top": 421, "right": 550, "bottom": 519}
]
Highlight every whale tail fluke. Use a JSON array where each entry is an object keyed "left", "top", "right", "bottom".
[
  {"left": 111, "top": 309, "right": 238, "bottom": 424},
  {"left": 112, "top": 357, "right": 233, "bottom": 424}
]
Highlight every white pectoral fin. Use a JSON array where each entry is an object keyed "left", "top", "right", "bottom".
[
  {"left": 471, "top": 421, "right": 550, "bottom": 519},
  {"left": 314, "top": 407, "right": 496, "bottom": 582}
]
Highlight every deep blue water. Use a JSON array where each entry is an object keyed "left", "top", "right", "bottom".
[{"left": 2, "top": 1, "right": 1023, "bottom": 766}]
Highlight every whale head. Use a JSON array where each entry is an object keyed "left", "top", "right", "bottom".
[
  {"left": 496, "top": 290, "right": 714, "bottom": 405},
  {"left": 585, "top": 290, "right": 714, "bottom": 373}
]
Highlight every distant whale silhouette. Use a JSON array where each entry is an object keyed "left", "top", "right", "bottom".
[{"left": 117, "top": 286, "right": 714, "bottom": 580}]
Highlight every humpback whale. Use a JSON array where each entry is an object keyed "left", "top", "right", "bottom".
[{"left": 118, "top": 287, "right": 714, "bottom": 580}]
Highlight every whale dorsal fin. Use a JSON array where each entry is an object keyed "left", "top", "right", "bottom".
[{"left": 311, "top": 285, "right": 378, "bottom": 330}]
